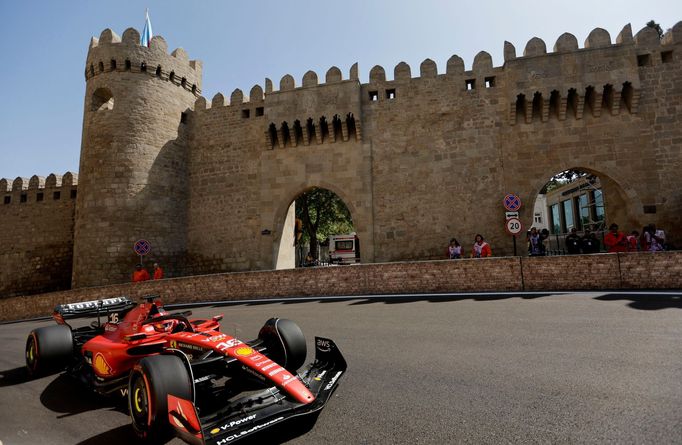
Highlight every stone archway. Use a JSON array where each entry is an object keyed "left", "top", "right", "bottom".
[
  {"left": 527, "top": 166, "right": 644, "bottom": 252},
  {"left": 271, "top": 182, "right": 363, "bottom": 270}
]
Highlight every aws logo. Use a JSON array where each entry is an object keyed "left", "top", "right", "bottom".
[{"left": 93, "top": 353, "right": 112, "bottom": 376}]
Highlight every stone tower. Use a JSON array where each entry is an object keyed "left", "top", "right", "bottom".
[{"left": 72, "top": 28, "right": 202, "bottom": 287}]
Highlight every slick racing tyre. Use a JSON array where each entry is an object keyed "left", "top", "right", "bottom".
[
  {"left": 258, "top": 318, "right": 307, "bottom": 372},
  {"left": 25, "top": 325, "right": 73, "bottom": 376},
  {"left": 128, "top": 354, "right": 192, "bottom": 443}
]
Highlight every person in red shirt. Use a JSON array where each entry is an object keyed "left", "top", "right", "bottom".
[
  {"left": 604, "top": 223, "right": 628, "bottom": 253},
  {"left": 132, "top": 264, "right": 150, "bottom": 282},
  {"left": 153, "top": 262, "right": 164, "bottom": 280},
  {"left": 471, "top": 234, "right": 492, "bottom": 258}
]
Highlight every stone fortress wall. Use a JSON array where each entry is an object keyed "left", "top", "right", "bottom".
[
  {"left": 0, "top": 21, "right": 681, "bottom": 297},
  {"left": 0, "top": 174, "right": 78, "bottom": 297}
]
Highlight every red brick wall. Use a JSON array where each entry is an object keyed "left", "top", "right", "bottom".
[{"left": 1, "top": 252, "right": 680, "bottom": 321}]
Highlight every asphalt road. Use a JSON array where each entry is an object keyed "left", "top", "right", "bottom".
[{"left": 1, "top": 291, "right": 682, "bottom": 444}]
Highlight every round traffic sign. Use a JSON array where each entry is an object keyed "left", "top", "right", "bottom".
[
  {"left": 503, "top": 194, "right": 522, "bottom": 211},
  {"left": 506, "top": 218, "right": 523, "bottom": 235},
  {"left": 133, "top": 239, "right": 151, "bottom": 256}
]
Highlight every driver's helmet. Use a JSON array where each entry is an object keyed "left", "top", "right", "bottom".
[{"left": 152, "top": 320, "right": 174, "bottom": 333}]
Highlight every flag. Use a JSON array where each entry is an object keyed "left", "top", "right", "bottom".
[{"left": 141, "top": 9, "right": 153, "bottom": 47}]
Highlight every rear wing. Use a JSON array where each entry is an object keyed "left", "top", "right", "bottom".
[{"left": 53, "top": 296, "right": 135, "bottom": 322}]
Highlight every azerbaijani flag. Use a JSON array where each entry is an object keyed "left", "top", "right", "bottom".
[{"left": 141, "top": 9, "right": 153, "bottom": 47}]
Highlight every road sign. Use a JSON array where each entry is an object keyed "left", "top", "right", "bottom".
[
  {"left": 133, "top": 239, "right": 151, "bottom": 256},
  {"left": 503, "top": 194, "right": 522, "bottom": 211},
  {"left": 505, "top": 211, "right": 519, "bottom": 220},
  {"left": 506, "top": 218, "right": 523, "bottom": 235}
]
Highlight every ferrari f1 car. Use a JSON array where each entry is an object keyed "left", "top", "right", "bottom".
[{"left": 25, "top": 296, "right": 346, "bottom": 444}]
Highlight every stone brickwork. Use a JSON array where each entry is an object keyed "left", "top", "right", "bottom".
[
  {"left": 1, "top": 252, "right": 681, "bottom": 322},
  {"left": 0, "top": 174, "right": 78, "bottom": 296},
  {"left": 0, "top": 21, "right": 681, "bottom": 294}
]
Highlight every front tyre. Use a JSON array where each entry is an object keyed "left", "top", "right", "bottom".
[
  {"left": 25, "top": 325, "right": 73, "bottom": 376},
  {"left": 128, "top": 355, "right": 192, "bottom": 443},
  {"left": 258, "top": 318, "right": 307, "bottom": 372}
]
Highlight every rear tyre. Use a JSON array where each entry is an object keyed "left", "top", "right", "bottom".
[
  {"left": 25, "top": 325, "right": 73, "bottom": 376},
  {"left": 128, "top": 354, "right": 192, "bottom": 443},
  {"left": 258, "top": 318, "right": 307, "bottom": 372}
]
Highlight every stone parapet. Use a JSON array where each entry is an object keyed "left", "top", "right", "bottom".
[{"left": 2, "top": 252, "right": 680, "bottom": 322}]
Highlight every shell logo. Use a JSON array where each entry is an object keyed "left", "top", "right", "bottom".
[
  {"left": 235, "top": 347, "right": 254, "bottom": 356},
  {"left": 93, "top": 353, "right": 112, "bottom": 376}
]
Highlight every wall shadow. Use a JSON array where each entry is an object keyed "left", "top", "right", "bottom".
[
  {"left": 594, "top": 293, "right": 682, "bottom": 310},
  {"left": 201, "top": 293, "right": 553, "bottom": 309}
]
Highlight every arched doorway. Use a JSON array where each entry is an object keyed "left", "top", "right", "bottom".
[
  {"left": 273, "top": 187, "right": 356, "bottom": 269},
  {"left": 530, "top": 168, "right": 638, "bottom": 254}
]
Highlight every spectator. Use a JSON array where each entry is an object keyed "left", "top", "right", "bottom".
[
  {"left": 153, "top": 262, "right": 164, "bottom": 280},
  {"left": 565, "top": 228, "right": 581, "bottom": 254},
  {"left": 304, "top": 252, "right": 317, "bottom": 267},
  {"left": 527, "top": 227, "right": 545, "bottom": 256},
  {"left": 647, "top": 224, "right": 666, "bottom": 251},
  {"left": 132, "top": 264, "right": 150, "bottom": 282},
  {"left": 471, "top": 234, "right": 492, "bottom": 258},
  {"left": 580, "top": 229, "right": 600, "bottom": 254},
  {"left": 447, "top": 238, "right": 462, "bottom": 259},
  {"left": 604, "top": 223, "right": 628, "bottom": 253},
  {"left": 639, "top": 226, "right": 651, "bottom": 252},
  {"left": 626, "top": 230, "right": 639, "bottom": 252}
]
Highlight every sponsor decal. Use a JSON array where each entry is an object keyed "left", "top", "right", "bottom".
[
  {"left": 170, "top": 340, "right": 206, "bottom": 353},
  {"left": 235, "top": 347, "right": 254, "bottom": 357},
  {"left": 261, "top": 363, "right": 277, "bottom": 371},
  {"left": 216, "top": 339, "right": 243, "bottom": 352},
  {"left": 211, "top": 414, "right": 257, "bottom": 436},
  {"left": 324, "top": 371, "right": 343, "bottom": 390},
  {"left": 241, "top": 365, "right": 266, "bottom": 381},
  {"left": 120, "top": 388, "right": 129, "bottom": 397},
  {"left": 93, "top": 353, "right": 113, "bottom": 376},
  {"left": 316, "top": 339, "right": 331, "bottom": 352},
  {"left": 215, "top": 416, "right": 285, "bottom": 444},
  {"left": 194, "top": 374, "right": 212, "bottom": 384},
  {"left": 268, "top": 367, "right": 284, "bottom": 377},
  {"left": 105, "top": 324, "right": 118, "bottom": 332},
  {"left": 202, "top": 334, "right": 227, "bottom": 343},
  {"left": 314, "top": 370, "right": 327, "bottom": 381}
]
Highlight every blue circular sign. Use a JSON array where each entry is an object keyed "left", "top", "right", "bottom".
[
  {"left": 133, "top": 239, "right": 151, "bottom": 256},
  {"left": 503, "top": 194, "right": 522, "bottom": 211}
]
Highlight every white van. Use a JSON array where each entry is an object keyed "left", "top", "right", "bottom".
[{"left": 328, "top": 233, "right": 360, "bottom": 265}]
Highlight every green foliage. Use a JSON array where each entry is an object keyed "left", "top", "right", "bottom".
[
  {"left": 540, "top": 169, "right": 596, "bottom": 194},
  {"left": 295, "top": 188, "right": 354, "bottom": 256},
  {"left": 646, "top": 20, "right": 664, "bottom": 39}
]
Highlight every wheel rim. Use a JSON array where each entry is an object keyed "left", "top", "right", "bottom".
[
  {"left": 25, "top": 334, "right": 38, "bottom": 372},
  {"left": 130, "top": 372, "right": 151, "bottom": 430}
]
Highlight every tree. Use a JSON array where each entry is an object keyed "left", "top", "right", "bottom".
[
  {"left": 540, "top": 169, "right": 596, "bottom": 194},
  {"left": 295, "top": 188, "right": 354, "bottom": 259},
  {"left": 646, "top": 20, "right": 664, "bottom": 39}
]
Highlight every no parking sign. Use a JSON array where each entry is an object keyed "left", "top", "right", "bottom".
[{"left": 134, "top": 239, "right": 151, "bottom": 262}]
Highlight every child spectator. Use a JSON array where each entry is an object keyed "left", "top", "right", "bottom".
[{"left": 447, "top": 238, "right": 462, "bottom": 259}]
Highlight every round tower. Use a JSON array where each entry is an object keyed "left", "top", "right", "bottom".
[{"left": 72, "top": 27, "right": 202, "bottom": 287}]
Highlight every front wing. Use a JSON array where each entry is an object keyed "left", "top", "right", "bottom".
[{"left": 168, "top": 336, "right": 347, "bottom": 445}]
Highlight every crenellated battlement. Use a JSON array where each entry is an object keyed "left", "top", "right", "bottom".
[
  {"left": 84, "top": 27, "right": 202, "bottom": 96},
  {"left": 192, "top": 22, "right": 680, "bottom": 139},
  {"left": 0, "top": 172, "right": 78, "bottom": 205}
]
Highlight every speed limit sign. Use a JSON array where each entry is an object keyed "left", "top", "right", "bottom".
[{"left": 506, "top": 218, "right": 523, "bottom": 235}]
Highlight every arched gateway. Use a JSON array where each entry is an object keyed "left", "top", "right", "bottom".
[{"left": 1, "top": 22, "right": 680, "bottom": 293}]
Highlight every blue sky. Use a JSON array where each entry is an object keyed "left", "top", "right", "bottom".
[{"left": 0, "top": 1, "right": 680, "bottom": 180}]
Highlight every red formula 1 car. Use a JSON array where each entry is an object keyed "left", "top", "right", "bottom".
[{"left": 25, "top": 296, "right": 346, "bottom": 444}]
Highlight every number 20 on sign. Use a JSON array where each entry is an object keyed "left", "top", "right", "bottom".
[{"left": 506, "top": 218, "right": 523, "bottom": 235}]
